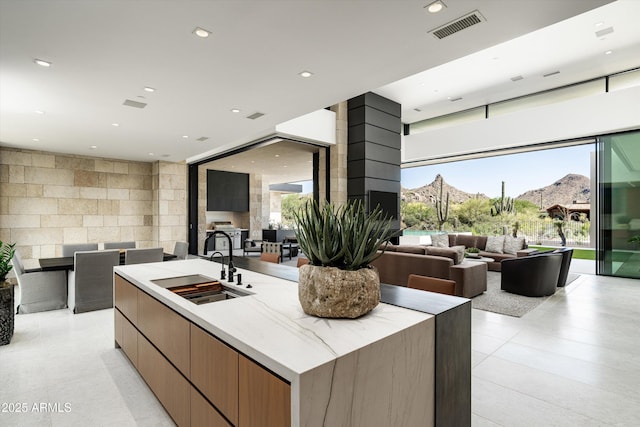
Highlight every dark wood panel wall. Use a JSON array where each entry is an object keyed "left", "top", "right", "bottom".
[{"left": 347, "top": 92, "right": 402, "bottom": 235}]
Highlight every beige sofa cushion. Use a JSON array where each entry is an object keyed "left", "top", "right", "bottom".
[
  {"left": 503, "top": 236, "right": 526, "bottom": 255},
  {"left": 485, "top": 236, "right": 505, "bottom": 254},
  {"left": 431, "top": 234, "right": 449, "bottom": 247}
]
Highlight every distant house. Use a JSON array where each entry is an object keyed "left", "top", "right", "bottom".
[{"left": 546, "top": 203, "right": 591, "bottom": 221}]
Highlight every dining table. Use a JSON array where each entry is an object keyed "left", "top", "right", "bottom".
[{"left": 39, "top": 251, "right": 177, "bottom": 271}]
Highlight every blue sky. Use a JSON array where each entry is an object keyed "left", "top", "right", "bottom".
[{"left": 401, "top": 144, "right": 594, "bottom": 198}]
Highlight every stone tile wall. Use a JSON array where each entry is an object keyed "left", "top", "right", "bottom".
[{"left": 0, "top": 147, "right": 186, "bottom": 269}]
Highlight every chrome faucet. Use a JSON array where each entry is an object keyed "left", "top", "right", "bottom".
[
  {"left": 209, "top": 251, "right": 226, "bottom": 280},
  {"left": 209, "top": 230, "right": 236, "bottom": 282}
]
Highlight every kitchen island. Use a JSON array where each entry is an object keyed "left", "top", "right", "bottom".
[{"left": 114, "top": 258, "right": 469, "bottom": 426}]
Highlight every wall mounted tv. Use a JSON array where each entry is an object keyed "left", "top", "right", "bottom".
[
  {"left": 368, "top": 190, "right": 398, "bottom": 220},
  {"left": 206, "top": 169, "right": 249, "bottom": 212}
]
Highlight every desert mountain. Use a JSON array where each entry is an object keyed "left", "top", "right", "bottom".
[
  {"left": 402, "top": 174, "right": 489, "bottom": 205},
  {"left": 517, "top": 173, "right": 590, "bottom": 208},
  {"left": 402, "top": 173, "right": 590, "bottom": 209}
]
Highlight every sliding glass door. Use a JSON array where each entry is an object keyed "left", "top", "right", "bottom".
[{"left": 598, "top": 130, "right": 640, "bottom": 278}]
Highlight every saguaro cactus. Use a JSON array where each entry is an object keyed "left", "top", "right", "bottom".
[
  {"left": 491, "top": 181, "right": 515, "bottom": 217},
  {"left": 435, "top": 177, "right": 450, "bottom": 231}
]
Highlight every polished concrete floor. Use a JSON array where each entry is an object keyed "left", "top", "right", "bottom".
[{"left": 1, "top": 261, "right": 639, "bottom": 426}]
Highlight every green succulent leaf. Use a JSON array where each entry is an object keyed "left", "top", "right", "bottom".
[{"left": 293, "top": 199, "right": 397, "bottom": 271}]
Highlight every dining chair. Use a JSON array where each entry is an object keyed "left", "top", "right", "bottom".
[
  {"left": 296, "top": 257, "right": 309, "bottom": 268},
  {"left": 124, "top": 247, "right": 164, "bottom": 265},
  {"left": 68, "top": 249, "right": 120, "bottom": 314},
  {"left": 260, "top": 252, "right": 280, "bottom": 264},
  {"left": 173, "top": 241, "right": 189, "bottom": 260},
  {"left": 407, "top": 274, "right": 456, "bottom": 296},
  {"left": 62, "top": 243, "right": 98, "bottom": 257},
  {"left": 11, "top": 252, "right": 67, "bottom": 314},
  {"left": 104, "top": 241, "right": 136, "bottom": 250}
]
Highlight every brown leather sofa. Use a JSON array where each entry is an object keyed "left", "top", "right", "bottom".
[
  {"left": 371, "top": 247, "right": 487, "bottom": 298},
  {"left": 447, "top": 234, "right": 538, "bottom": 271}
]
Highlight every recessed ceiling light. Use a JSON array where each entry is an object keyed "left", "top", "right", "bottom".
[
  {"left": 34, "top": 110, "right": 45, "bottom": 115},
  {"left": 148, "top": 152, "right": 155, "bottom": 156},
  {"left": 34, "top": 58, "right": 52, "bottom": 67},
  {"left": 32, "top": 138, "right": 39, "bottom": 142},
  {"left": 605, "top": 50, "right": 613, "bottom": 55},
  {"left": 425, "top": 1, "right": 446, "bottom": 13},
  {"left": 275, "top": 154, "right": 280, "bottom": 157},
  {"left": 193, "top": 27, "right": 211, "bottom": 38},
  {"left": 182, "top": 135, "right": 189, "bottom": 139},
  {"left": 231, "top": 108, "right": 241, "bottom": 113},
  {"left": 298, "top": 71, "right": 313, "bottom": 78},
  {"left": 112, "top": 123, "right": 120, "bottom": 127},
  {"left": 595, "top": 22, "right": 604, "bottom": 27},
  {"left": 90, "top": 145, "right": 97, "bottom": 149},
  {"left": 283, "top": 165, "right": 288, "bottom": 168},
  {"left": 143, "top": 87, "right": 155, "bottom": 92}
]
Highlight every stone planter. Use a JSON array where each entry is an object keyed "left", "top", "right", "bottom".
[
  {"left": 0, "top": 282, "right": 14, "bottom": 346},
  {"left": 298, "top": 264, "right": 380, "bottom": 319}
]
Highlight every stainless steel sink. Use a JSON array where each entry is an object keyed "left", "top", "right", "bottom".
[{"left": 151, "top": 274, "right": 252, "bottom": 304}]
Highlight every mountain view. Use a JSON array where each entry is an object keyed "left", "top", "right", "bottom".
[{"left": 402, "top": 173, "right": 590, "bottom": 209}]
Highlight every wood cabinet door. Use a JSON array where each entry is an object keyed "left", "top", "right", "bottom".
[
  {"left": 191, "top": 324, "right": 239, "bottom": 425},
  {"left": 191, "top": 387, "right": 233, "bottom": 427},
  {"left": 115, "top": 309, "right": 138, "bottom": 367},
  {"left": 238, "top": 355, "right": 291, "bottom": 427},
  {"left": 137, "top": 289, "right": 191, "bottom": 377},
  {"left": 114, "top": 274, "right": 138, "bottom": 323},
  {"left": 138, "top": 334, "right": 191, "bottom": 427}
]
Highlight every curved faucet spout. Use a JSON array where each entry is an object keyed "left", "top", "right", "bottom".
[{"left": 210, "top": 230, "right": 235, "bottom": 282}]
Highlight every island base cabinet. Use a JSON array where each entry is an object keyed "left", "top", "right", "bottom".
[
  {"left": 191, "top": 388, "right": 233, "bottom": 427},
  {"left": 239, "top": 355, "right": 291, "bottom": 427},
  {"left": 138, "top": 334, "right": 191, "bottom": 427},
  {"left": 114, "top": 309, "right": 138, "bottom": 367},
  {"left": 190, "top": 324, "right": 239, "bottom": 425}
]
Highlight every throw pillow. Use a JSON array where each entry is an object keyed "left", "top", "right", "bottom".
[
  {"left": 485, "top": 235, "right": 505, "bottom": 254},
  {"left": 503, "top": 236, "right": 526, "bottom": 255},
  {"left": 431, "top": 234, "right": 450, "bottom": 248}
]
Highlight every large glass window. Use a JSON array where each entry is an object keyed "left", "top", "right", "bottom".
[{"left": 598, "top": 130, "right": 640, "bottom": 278}]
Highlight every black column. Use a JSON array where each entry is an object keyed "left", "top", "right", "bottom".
[
  {"left": 187, "top": 164, "right": 199, "bottom": 255},
  {"left": 347, "top": 92, "right": 401, "bottom": 239}
]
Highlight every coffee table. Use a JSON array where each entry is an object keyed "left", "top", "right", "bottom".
[{"left": 464, "top": 256, "right": 494, "bottom": 264}]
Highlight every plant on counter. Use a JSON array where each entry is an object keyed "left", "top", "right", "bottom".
[
  {"left": 293, "top": 199, "right": 396, "bottom": 271},
  {"left": 0, "top": 240, "right": 16, "bottom": 282},
  {"left": 292, "top": 199, "right": 397, "bottom": 318}
]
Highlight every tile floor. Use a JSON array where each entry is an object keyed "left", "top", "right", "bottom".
[{"left": 1, "top": 261, "right": 639, "bottom": 426}]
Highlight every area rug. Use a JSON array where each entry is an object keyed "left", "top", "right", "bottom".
[{"left": 472, "top": 272, "right": 580, "bottom": 317}]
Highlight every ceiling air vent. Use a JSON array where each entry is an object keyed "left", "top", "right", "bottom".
[
  {"left": 123, "top": 99, "right": 147, "bottom": 109},
  {"left": 511, "top": 75, "right": 524, "bottom": 82},
  {"left": 449, "top": 97, "right": 463, "bottom": 102},
  {"left": 429, "top": 10, "right": 485, "bottom": 40},
  {"left": 595, "top": 27, "right": 614, "bottom": 38},
  {"left": 543, "top": 71, "right": 560, "bottom": 78},
  {"left": 246, "top": 112, "right": 265, "bottom": 120},
  {"left": 196, "top": 136, "right": 209, "bottom": 142}
]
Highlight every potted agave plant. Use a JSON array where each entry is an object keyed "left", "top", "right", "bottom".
[
  {"left": 293, "top": 199, "right": 396, "bottom": 318},
  {"left": 1, "top": 240, "right": 17, "bottom": 346}
]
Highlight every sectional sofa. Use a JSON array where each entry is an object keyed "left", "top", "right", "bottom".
[
  {"left": 371, "top": 244, "right": 487, "bottom": 298},
  {"left": 440, "top": 234, "right": 538, "bottom": 272}
]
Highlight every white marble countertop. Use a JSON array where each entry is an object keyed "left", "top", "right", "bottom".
[{"left": 114, "top": 259, "right": 433, "bottom": 382}]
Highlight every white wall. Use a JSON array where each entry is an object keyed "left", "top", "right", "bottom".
[{"left": 403, "top": 85, "right": 640, "bottom": 163}]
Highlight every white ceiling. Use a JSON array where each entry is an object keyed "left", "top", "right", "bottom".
[{"left": 0, "top": 0, "right": 622, "bottom": 167}]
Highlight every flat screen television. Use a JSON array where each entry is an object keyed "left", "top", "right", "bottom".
[
  {"left": 368, "top": 190, "right": 398, "bottom": 220},
  {"left": 206, "top": 169, "right": 249, "bottom": 212}
]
